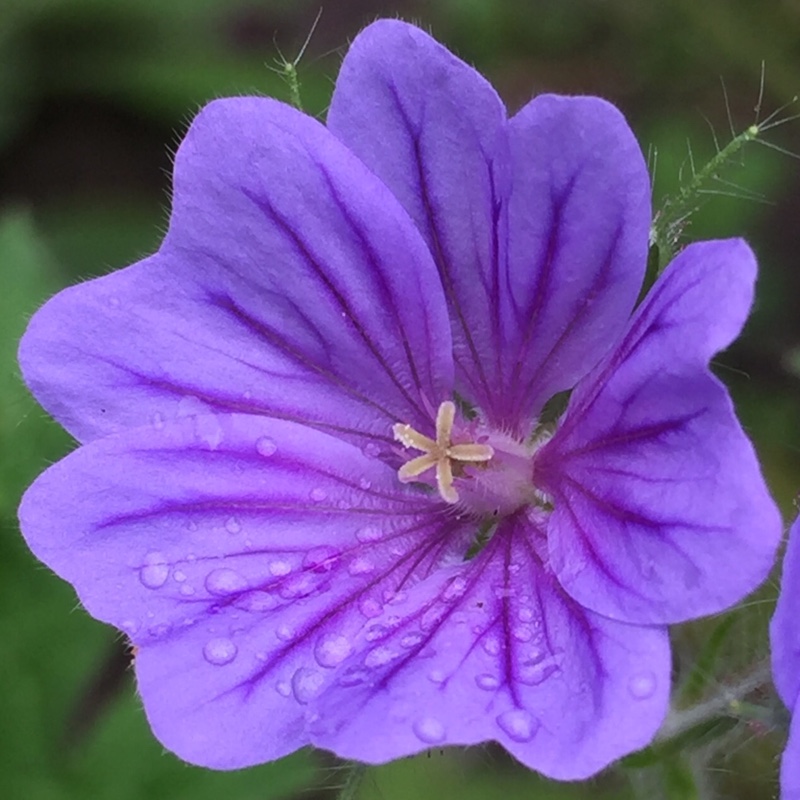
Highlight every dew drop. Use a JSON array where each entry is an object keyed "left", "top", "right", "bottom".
[
  {"left": 139, "top": 552, "right": 169, "bottom": 589},
  {"left": 203, "top": 637, "right": 238, "bottom": 666},
  {"left": 496, "top": 709, "right": 539, "bottom": 743},
  {"left": 256, "top": 436, "right": 277, "bottom": 457},
  {"left": 180, "top": 584, "right": 196, "bottom": 597},
  {"left": 276, "top": 681, "right": 291, "bottom": 697},
  {"left": 205, "top": 568, "right": 249, "bottom": 596},
  {"left": 628, "top": 671, "right": 657, "bottom": 700},
  {"left": 269, "top": 560, "right": 292, "bottom": 577},
  {"left": 517, "top": 607, "right": 534, "bottom": 622},
  {"left": 482, "top": 636, "right": 501, "bottom": 656},
  {"left": 148, "top": 622, "right": 171, "bottom": 638},
  {"left": 338, "top": 666, "right": 370, "bottom": 686},
  {"left": 400, "top": 632, "right": 424, "bottom": 649},
  {"left": 310, "top": 487, "right": 328, "bottom": 502},
  {"left": 359, "top": 597, "right": 383, "bottom": 618},
  {"left": 427, "top": 669, "right": 446, "bottom": 684},
  {"left": 356, "top": 526, "right": 383, "bottom": 543},
  {"left": 363, "top": 442, "right": 381, "bottom": 458},
  {"left": 314, "top": 633, "right": 353, "bottom": 668},
  {"left": 475, "top": 673, "right": 499, "bottom": 691},
  {"left": 276, "top": 624, "right": 295, "bottom": 641},
  {"left": 512, "top": 625, "right": 532, "bottom": 643},
  {"left": 442, "top": 576, "right": 467, "bottom": 601},
  {"left": 173, "top": 570, "right": 187, "bottom": 583},
  {"left": 364, "top": 646, "right": 398, "bottom": 668},
  {"left": 303, "top": 546, "right": 339, "bottom": 572},
  {"left": 348, "top": 557, "right": 375, "bottom": 576},
  {"left": 358, "top": 477, "right": 372, "bottom": 490},
  {"left": 240, "top": 590, "right": 278, "bottom": 612},
  {"left": 151, "top": 412, "right": 165, "bottom": 430},
  {"left": 365, "top": 624, "right": 389, "bottom": 642},
  {"left": 120, "top": 619, "right": 140, "bottom": 635},
  {"left": 225, "top": 517, "right": 242, "bottom": 535},
  {"left": 412, "top": 717, "right": 446, "bottom": 744},
  {"left": 291, "top": 667, "right": 324, "bottom": 704}
]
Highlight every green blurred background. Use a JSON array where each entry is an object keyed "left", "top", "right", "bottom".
[{"left": 2, "top": 1, "right": 799, "bottom": 798}]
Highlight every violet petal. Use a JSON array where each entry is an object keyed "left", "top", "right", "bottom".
[
  {"left": 19, "top": 97, "right": 453, "bottom": 445},
  {"left": 19, "top": 413, "right": 471, "bottom": 767},
  {"left": 539, "top": 239, "right": 781, "bottom": 623}
]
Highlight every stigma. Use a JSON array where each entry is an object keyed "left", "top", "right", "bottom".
[{"left": 392, "top": 401, "right": 494, "bottom": 504}]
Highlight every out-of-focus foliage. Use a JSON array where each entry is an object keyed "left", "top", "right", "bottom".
[{"left": 1, "top": 1, "right": 798, "bottom": 799}]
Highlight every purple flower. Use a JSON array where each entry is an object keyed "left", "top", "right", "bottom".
[
  {"left": 772, "top": 516, "right": 800, "bottom": 799},
  {"left": 18, "top": 20, "right": 780, "bottom": 779}
]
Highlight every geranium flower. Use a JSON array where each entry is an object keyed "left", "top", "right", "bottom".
[
  {"left": 772, "top": 516, "right": 800, "bottom": 798},
  {"left": 18, "top": 20, "right": 780, "bottom": 779}
]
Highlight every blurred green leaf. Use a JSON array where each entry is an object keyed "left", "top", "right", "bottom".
[{"left": 0, "top": 210, "right": 71, "bottom": 513}]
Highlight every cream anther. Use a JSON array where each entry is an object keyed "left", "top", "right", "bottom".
[{"left": 392, "top": 401, "right": 494, "bottom": 504}]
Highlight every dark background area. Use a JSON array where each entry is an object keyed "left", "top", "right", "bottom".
[{"left": 2, "top": 1, "right": 799, "bottom": 798}]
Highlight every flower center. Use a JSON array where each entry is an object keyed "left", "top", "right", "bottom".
[
  {"left": 393, "top": 401, "right": 549, "bottom": 518},
  {"left": 392, "top": 401, "right": 494, "bottom": 504}
]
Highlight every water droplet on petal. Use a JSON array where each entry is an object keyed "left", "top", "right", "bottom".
[
  {"left": 151, "top": 412, "right": 165, "bottom": 430},
  {"left": 180, "top": 585, "right": 196, "bottom": 597},
  {"left": 203, "top": 637, "right": 238, "bottom": 666},
  {"left": 310, "top": 487, "right": 328, "bottom": 502},
  {"left": 205, "top": 568, "right": 249, "bottom": 596},
  {"left": 356, "top": 526, "right": 383, "bottom": 543},
  {"left": 363, "top": 442, "right": 381, "bottom": 458},
  {"left": 173, "top": 570, "right": 187, "bottom": 583},
  {"left": 512, "top": 625, "right": 532, "bottom": 642},
  {"left": 256, "top": 436, "right": 277, "bottom": 457},
  {"left": 276, "top": 681, "right": 291, "bottom": 697},
  {"left": 482, "top": 636, "right": 501, "bottom": 656},
  {"left": 475, "top": 673, "right": 499, "bottom": 691},
  {"left": 291, "top": 667, "right": 324, "bottom": 704},
  {"left": 139, "top": 552, "right": 169, "bottom": 589},
  {"left": 240, "top": 590, "right": 278, "bottom": 612},
  {"left": 400, "top": 632, "right": 424, "bottom": 649},
  {"left": 303, "top": 546, "right": 340, "bottom": 572},
  {"left": 348, "top": 557, "right": 375, "bottom": 576},
  {"left": 413, "top": 717, "right": 446, "bottom": 744},
  {"left": 442, "top": 576, "right": 467, "bottom": 601},
  {"left": 338, "top": 666, "right": 370, "bottom": 686},
  {"left": 359, "top": 597, "right": 383, "bottom": 618},
  {"left": 365, "top": 624, "right": 389, "bottom": 642},
  {"left": 358, "top": 477, "right": 372, "bottom": 490},
  {"left": 628, "top": 671, "right": 657, "bottom": 700},
  {"left": 364, "top": 646, "right": 399, "bottom": 668},
  {"left": 517, "top": 607, "right": 534, "bottom": 622},
  {"left": 427, "top": 669, "right": 446, "bottom": 684},
  {"left": 496, "top": 709, "right": 539, "bottom": 742},
  {"left": 225, "top": 517, "right": 242, "bottom": 534},
  {"left": 276, "top": 624, "right": 295, "bottom": 641},
  {"left": 314, "top": 633, "right": 353, "bottom": 668},
  {"left": 269, "top": 560, "right": 292, "bottom": 577},
  {"left": 120, "top": 619, "right": 140, "bottom": 635}
]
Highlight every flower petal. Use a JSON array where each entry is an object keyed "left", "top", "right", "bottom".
[
  {"left": 500, "top": 95, "right": 651, "bottom": 427},
  {"left": 326, "top": 20, "right": 512, "bottom": 420},
  {"left": 18, "top": 413, "right": 470, "bottom": 768},
  {"left": 772, "top": 516, "right": 800, "bottom": 710},
  {"left": 539, "top": 240, "right": 781, "bottom": 624},
  {"left": 310, "top": 516, "right": 669, "bottom": 779},
  {"left": 19, "top": 97, "right": 452, "bottom": 445}
]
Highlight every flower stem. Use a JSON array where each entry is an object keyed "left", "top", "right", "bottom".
[{"left": 655, "top": 661, "right": 773, "bottom": 743}]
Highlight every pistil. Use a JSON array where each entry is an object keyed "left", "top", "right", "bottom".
[{"left": 393, "top": 401, "right": 494, "bottom": 504}]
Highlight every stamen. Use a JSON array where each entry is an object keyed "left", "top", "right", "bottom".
[{"left": 392, "top": 401, "right": 494, "bottom": 504}]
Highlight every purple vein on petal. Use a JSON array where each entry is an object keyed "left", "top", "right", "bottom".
[{"left": 239, "top": 185, "right": 431, "bottom": 423}]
